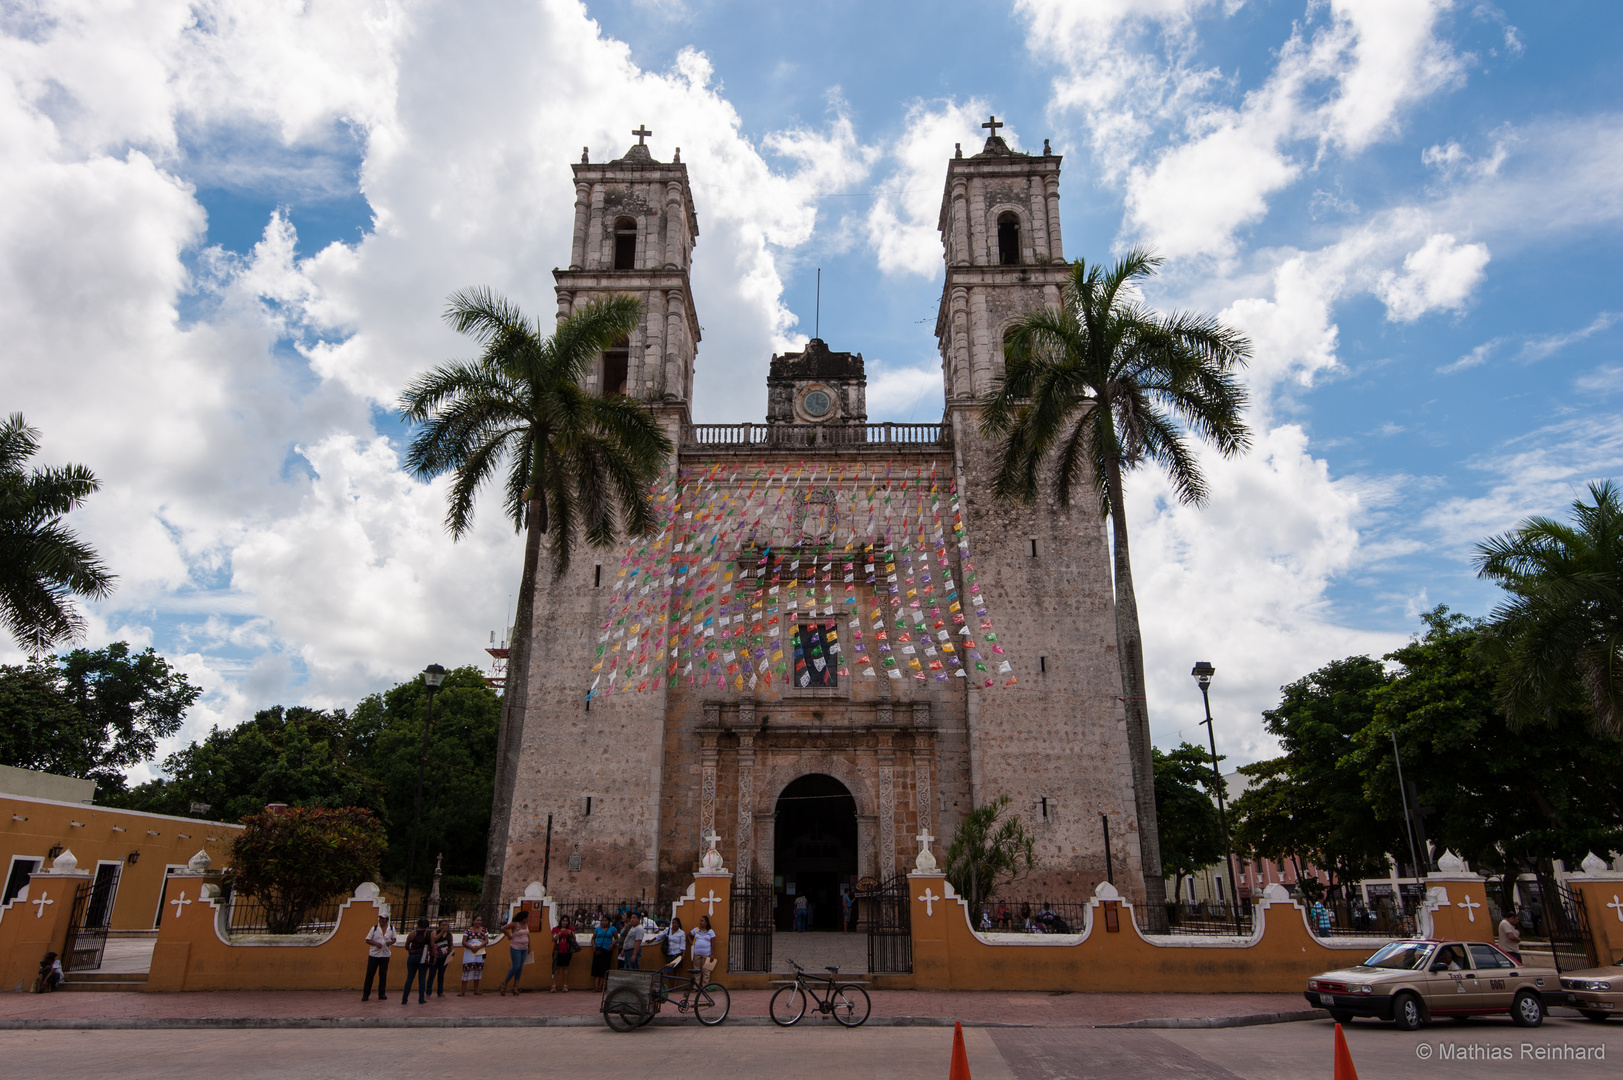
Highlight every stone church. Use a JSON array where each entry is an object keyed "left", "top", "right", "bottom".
[{"left": 497, "top": 123, "right": 1148, "bottom": 925}]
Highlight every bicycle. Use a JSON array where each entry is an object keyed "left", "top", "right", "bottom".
[
  {"left": 601, "top": 965, "right": 731, "bottom": 1031},
  {"left": 768, "top": 958, "right": 871, "bottom": 1027}
]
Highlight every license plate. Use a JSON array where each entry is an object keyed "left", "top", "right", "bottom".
[{"left": 1316, "top": 993, "right": 1329, "bottom": 1005}]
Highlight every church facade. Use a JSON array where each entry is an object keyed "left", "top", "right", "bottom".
[{"left": 497, "top": 126, "right": 1148, "bottom": 923}]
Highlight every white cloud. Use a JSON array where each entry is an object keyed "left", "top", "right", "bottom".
[
  {"left": 865, "top": 363, "right": 944, "bottom": 420},
  {"left": 1517, "top": 312, "right": 1619, "bottom": 362},
  {"left": 0, "top": 0, "right": 880, "bottom": 760},
  {"left": 865, "top": 98, "right": 991, "bottom": 276},
  {"left": 1440, "top": 339, "right": 1500, "bottom": 374},
  {"left": 1374, "top": 232, "right": 1490, "bottom": 322}
]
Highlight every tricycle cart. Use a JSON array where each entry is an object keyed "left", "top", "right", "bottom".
[{"left": 600, "top": 966, "right": 731, "bottom": 1031}]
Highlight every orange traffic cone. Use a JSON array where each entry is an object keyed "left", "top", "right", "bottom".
[
  {"left": 949, "top": 1019, "right": 972, "bottom": 1080},
  {"left": 1333, "top": 1023, "right": 1358, "bottom": 1080}
]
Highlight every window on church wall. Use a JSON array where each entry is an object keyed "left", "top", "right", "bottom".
[
  {"left": 601, "top": 335, "right": 630, "bottom": 396},
  {"left": 791, "top": 621, "right": 837, "bottom": 688},
  {"left": 613, "top": 217, "right": 638, "bottom": 270},
  {"left": 997, "top": 212, "right": 1021, "bottom": 266}
]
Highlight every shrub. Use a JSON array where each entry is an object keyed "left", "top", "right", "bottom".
[{"left": 231, "top": 806, "right": 386, "bottom": 933}]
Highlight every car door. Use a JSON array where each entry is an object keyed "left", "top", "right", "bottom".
[
  {"left": 1467, "top": 944, "right": 1516, "bottom": 1011},
  {"left": 1423, "top": 944, "right": 1474, "bottom": 1014}
]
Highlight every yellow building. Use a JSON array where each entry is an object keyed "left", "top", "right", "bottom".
[{"left": 1, "top": 769, "right": 241, "bottom": 933}]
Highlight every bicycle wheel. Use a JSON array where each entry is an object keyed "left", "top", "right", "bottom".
[
  {"left": 830, "top": 984, "right": 871, "bottom": 1027},
  {"left": 693, "top": 982, "right": 732, "bottom": 1026},
  {"left": 603, "top": 989, "right": 644, "bottom": 1032},
  {"left": 769, "top": 984, "right": 807, "bottom": 1026}
]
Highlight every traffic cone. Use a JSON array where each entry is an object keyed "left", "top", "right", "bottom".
[
  {"left": 1333, "top": 1023, "right": 1358, "bottom": 1080},
  {"left": 949, "top": 1019, "right": 972, "bottom": 1080}
]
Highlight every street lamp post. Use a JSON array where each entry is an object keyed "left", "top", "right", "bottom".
[
  {"left": 401, "top": 663, "right": 446, "bottom": 924},
  {"left": 1192, "top": 661, "right": 1244, "bottom": 935}
]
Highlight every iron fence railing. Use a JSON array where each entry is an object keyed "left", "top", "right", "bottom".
[
  {"left": 683, "top": 422, "right": 946, "bottom": 449},
  {"left": 219, "top": 892, "right": 348, "bottom": 936}
]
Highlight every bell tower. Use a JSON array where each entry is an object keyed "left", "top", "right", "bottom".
[
  {"left": 934, "top": 116, "right": 1069, "bottom": 403},
  {"left": 555, "top": 125, "right": 701, "bottom": 418}
]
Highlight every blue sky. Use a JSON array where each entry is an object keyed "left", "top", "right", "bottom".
[{"left": 3, "top": 0, "right": 1620, "bottom": 769}]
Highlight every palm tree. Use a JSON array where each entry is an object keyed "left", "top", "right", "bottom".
[
  {"left": 979, "top": 250, "right": 1252, "bottom": 927},
  {"left": 399, "top": 289, "right": 673, "bottom": 914},
  {"left": 0, "top": 413, "right": 116, "bottom": 654},
  {"left": 1474, "top": 480, "right": 1623, "bottom": 737}
]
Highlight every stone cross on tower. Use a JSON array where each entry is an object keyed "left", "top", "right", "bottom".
[
  {"left": 632, "top": 124, "right": 653, "bottom": 145},
  {"left": 981, "top": 115, "right": 1003, "bottom": 135}
]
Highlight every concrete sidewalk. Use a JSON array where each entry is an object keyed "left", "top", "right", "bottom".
[{"left": 0, "top": 987, "right": 1315, "bottom": 1029}]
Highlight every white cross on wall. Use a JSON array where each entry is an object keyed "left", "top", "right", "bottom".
[
  {"left": 171, "top": 891, "right": 193, "bottom": 917},
  {"left": 31, "top": 891, "right": 52, "bottom": 919},
  {"left": 1458, "top": 896, "right": 1481, "bottom": 922},
  {"left": 699, "top": 890, "right": 722, "bottom": 916},
  {"left": 918, "top": 889, "right": 941, "bottom": 917},
  {"left": 1609, "top": 894, "right": 1623, "bottom": 923}
]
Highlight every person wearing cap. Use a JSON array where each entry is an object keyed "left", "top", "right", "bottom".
[{"left": 362, "top": 912, "right": 396, "bottom": 1001}]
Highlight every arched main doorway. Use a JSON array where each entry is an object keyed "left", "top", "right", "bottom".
[{"left": 774, "top": 774, "right": 858, "bottom": 931}]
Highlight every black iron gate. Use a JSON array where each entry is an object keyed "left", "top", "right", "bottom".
[
  {"left": 1535, "top": 880, "right": 1593, "bottom": 972},
  {"left": 865, "top": 873, "right": 912, "bottom": 974},
  {"left": 728, "top": 878, "right": 774, "bottom": 973},
  {"left": 63, "top": 875, "right": 115, "bottom": 972}
]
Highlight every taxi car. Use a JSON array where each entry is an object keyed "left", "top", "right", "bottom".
[
  {"left": 1304, "top": 939, "right": 1561, "bottom": 1030},
  {"left": 1559, "top": 964, "right": 1622, "bottom": 1022}
]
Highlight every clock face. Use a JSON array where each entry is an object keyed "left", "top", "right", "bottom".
[{"left": 802, "top": 389, "right": 832, "bottom": 417}]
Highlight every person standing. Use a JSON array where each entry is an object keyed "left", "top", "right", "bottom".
[
  {"left": 793, "top": 893, "right": 808, "bottom": 932},
  {"left": 691, "top": 915, "right": 717, "bottom": 984},
  {"left": 842, "top": 889, "right": 854, "bottom": 933},
  {"left": 619, "top": 914, "right": 646, "bottom": 970},
  {"left": 458, "top": 916, "right": 489, "bottom": 996},
  {"left": 497, "top": 909, "right": 531, "bottom": 996},
  {"left": 1497, "top": 911, "right": 1523, "bottom": 963},
  {"left": 400, "top": 917, "right": 433, "bottom": 1004},
  {"left": 648, "top": 916, "right": 688, "bottom": 973},
  {"left": 362, "top": 912, "right": 396, "bottom": 1001},
  {"left": 591, "top": 914, "right": 617, "bottom": 992},
  {"left": 550, "top": 915, "right": 576, "bottom": 992},
  {"left": 429, "top": 918, "right": 453, "bottom": 997}
]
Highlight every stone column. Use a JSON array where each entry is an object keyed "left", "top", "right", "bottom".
[
  {"left": 949, "top": 287, "right": 971, "bottom": 398},
  {"left": 589, "top": 184, "right": 607, "bottom": 267},
  {"left": 913, "top": 733, "right": 935, "bottom": 848},
  {"left": 857, "top": 814, "right": 878, "bottom": 879},
  {"left": 1029, "top": 175, "right": 1051, "bottom": 262},
  {"left": 699, "top": 731, "right": 719, "bottom": 867},
  {"left": 570, "top": 182, "right": 591, "bottom": 269},
  {"left": 665, "top": 296, "right": 685, "bottom": 400},
  {"left": 1045, "top": 175, "right": 1063, "bottom": 261},
  {"left": 665, "top": 182, "right": 685, "bottom": 269},
  {"left": 877, "top": 729, "right": 897, "bottom": 878},
  {"left": 950, "top": 177, "right": 970, "bottom": 265},
  {"left": 735, "top": 728, "right": 756, "bottom": 881},
  {"left": 968, "top": 289, "right": 992, "bottom": 396},
  {"left": 968, "top": 177, "right": 988, "bottom": 265}
]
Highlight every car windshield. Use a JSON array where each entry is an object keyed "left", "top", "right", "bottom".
[{"left": 1360, "top": 942, "right": 1434, "bottom": 970}]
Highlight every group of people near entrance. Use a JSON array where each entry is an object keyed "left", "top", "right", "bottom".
[{"left": 359, "top": 906, "right": 717, "bottom": 1002}]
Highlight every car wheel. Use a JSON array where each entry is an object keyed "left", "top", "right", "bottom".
[
  {"left": 1578, "top": 1010, "right": 1613, "bottom": 1023},
  {"left": 1392, "top": 992, "right": 1424, "bottom": 1032},
  {"left": 1328, "top": 1009, "right": 1353, "bottom": 1024},
  {"left": 1510, "top": 990, "right": 1545, "bottom": 1028}
]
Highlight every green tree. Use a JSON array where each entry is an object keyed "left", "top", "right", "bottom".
[
  {"left": 229, "top": 805, "right": 386, "bottom": 933},
  {"left": 943, "top": 794, "right": 1036, "bottom": 916},
  {"left": 348, "top": 665, "right": 501, "bottom": 887},
  {"left": 1230, "top": 656, "right": 1404, "bottom": 895},
  {"left": 979, "top": 251, "right": 1252, "bottom": 921},
  {"left": 1352, "top": 606, "right": 1623, "bottom": 907},
  {"left": 0, "top": 413, "right": 116, "bottom": 653},
  {"left": 0, "top": 642, "right": 199, "bottom": 793},
  {"left": 116, "top": 705, "right": 385, "bottom": 821},
  {"left": 399, "top": 290, "right": 672, "bottom": 910},
  {"left": 1153, "top": 742, "right": 1225, "bottom": 905},
  {"left": 1474, "top": 480, "right": 1623, "bottom": 736}
]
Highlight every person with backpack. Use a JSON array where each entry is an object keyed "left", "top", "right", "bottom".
[
  {"left": 400, "top": 917, "right": 434, "bottom": 1004},
  {"left": 361, "top": 912, "right": 395, "bottom": 1001}
]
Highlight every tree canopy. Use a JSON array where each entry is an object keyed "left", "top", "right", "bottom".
[
  {"left": 230, "top": 805, "right": 386, "bottom": 932},
  {"left": 944, "top": 794, "right": 1035, "bottom": 915},
  {"left": 0, "top": 642, "right": 198, "bottom": 793},
  {"left": 1153, "top": 742, "right": 1226, "bottom": 902}
]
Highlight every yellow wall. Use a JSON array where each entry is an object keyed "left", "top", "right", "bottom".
[{"left": 1, "top": 794, "right": 241, "bottom": 932}]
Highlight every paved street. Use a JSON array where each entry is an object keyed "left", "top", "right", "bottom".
[{"left": 2, "top": 1016, "right": 1613, "bottom": 1079}]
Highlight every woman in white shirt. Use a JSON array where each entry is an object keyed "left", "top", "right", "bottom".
[
  {"left": 650, "top": 916, "right": 689, "bottom": 973},
  {"left": 690, "top": 915, "right": 718, "bottom": 983}
]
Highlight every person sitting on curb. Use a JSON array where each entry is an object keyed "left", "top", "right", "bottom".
[{"left": 34, "top": 951, "right": 62, "bottom": 993}]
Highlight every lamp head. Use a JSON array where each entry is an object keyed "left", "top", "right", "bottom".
[
  {"left": 424, "top": 663, "right": 446, "bottom": 688},
  {"left": 1191, "top": 661, "right": 1215, "bottom": 687}
]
